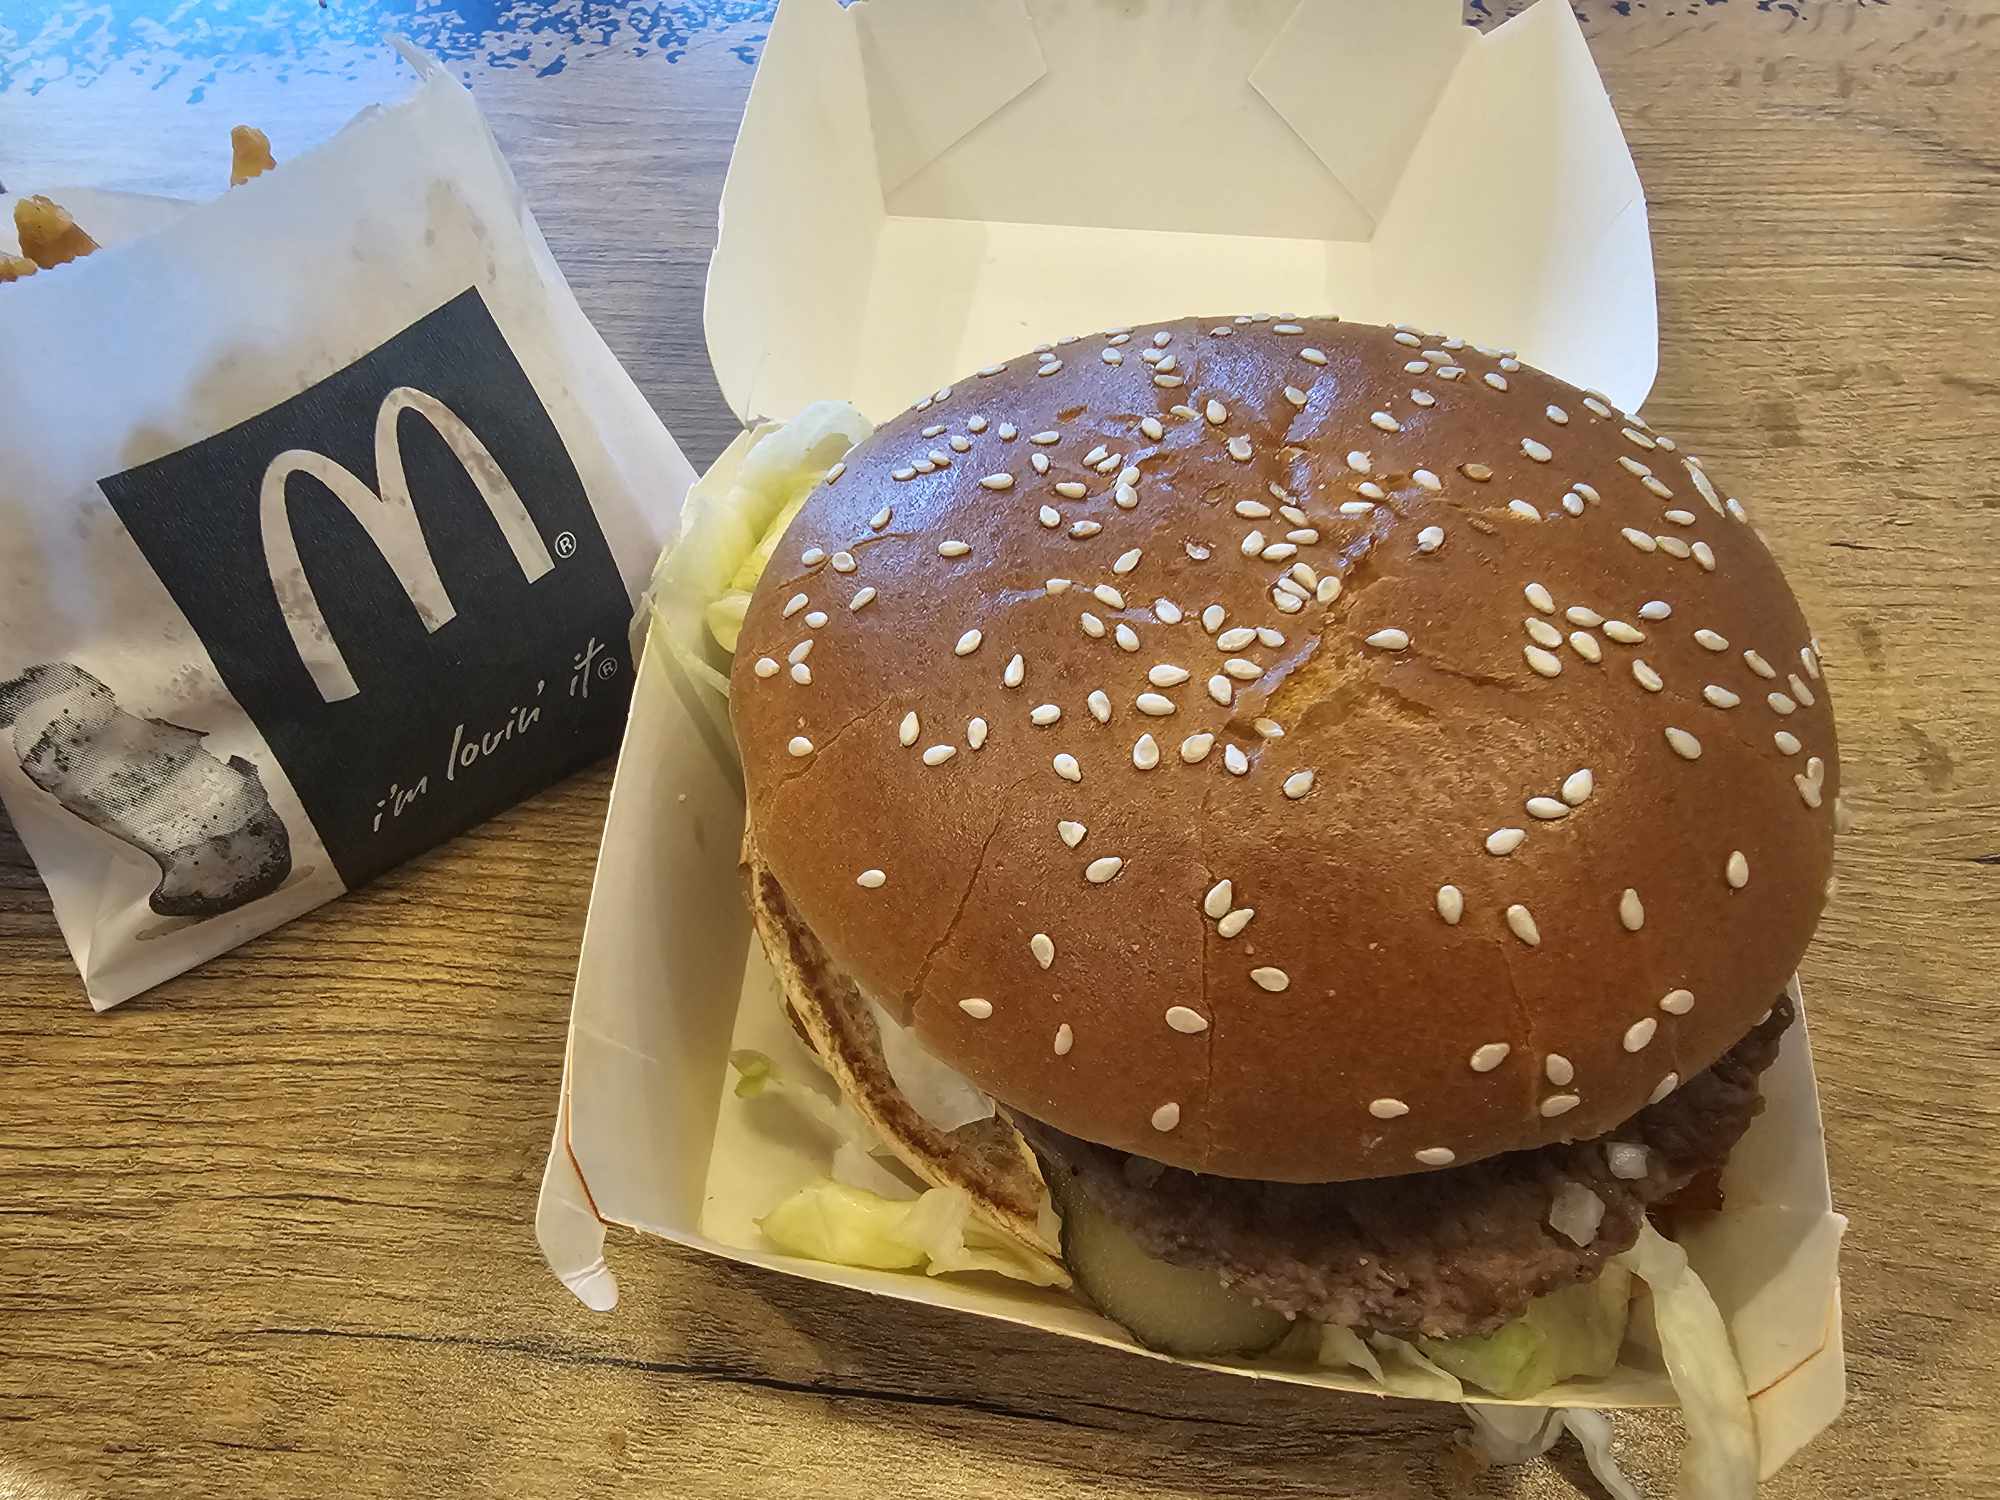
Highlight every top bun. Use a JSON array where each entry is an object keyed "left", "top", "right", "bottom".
[{"left": 729, "top": 316, "right": 1837, "bottom": 1183}]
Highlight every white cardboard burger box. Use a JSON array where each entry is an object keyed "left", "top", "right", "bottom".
[{"left": 536, "top": 0, "right": 1847, "bottom": 1478}]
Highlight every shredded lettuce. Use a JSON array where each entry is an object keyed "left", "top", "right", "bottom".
[
  {"left": 1615, "top": 1220, "right": 1759, "bottom": 1499},
  {"left": 731, "top": 1049, "right": 918, "bottom": 1200},
  {"left": 759, "top": 1179, "right": 1070, "bottom": 1287},
  {"left": 647, "top": 401, "right": 873, "bottom": 703},
  {"left": 862, "top": 994, "right": 996, "bottom": 1133},
  {"left": 1420, "top": 1265, "right": 1632, "bottom": 1398},
  {"left": 1461, "top": 1406, "right": 1644, "bottom": 1500}
]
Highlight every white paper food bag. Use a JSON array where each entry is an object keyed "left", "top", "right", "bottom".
[{"left": 0, "top": 52, "right": 696, "bottom": 1009}]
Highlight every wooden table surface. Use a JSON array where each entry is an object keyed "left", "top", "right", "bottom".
[{"left": 3, "top": 3, "right": 1997, "bottom": 1496}]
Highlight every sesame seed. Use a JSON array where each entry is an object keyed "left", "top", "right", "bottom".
[
  {"left": 802, "top": 547, "right": 827, "bottom": 567},
  {"left": 938, "top": 540, "right": 970, "bottom": 559},
  {"left": 1079, "top": 612, "right": 1105, "bottom": 638},
  {"left": 1415, "top": 1147, "right": 1456, "bottom": 1167},
  {"left": 1340, "top": 500, "right": 1377, "bottom": 517},
  {"left": 1541, "top": 1093, "right": 1581, "bottom": 1118},
  {"left": 1768, "top": 691, "right": 1799, "bottom": 715},
  {"left": 870, "top": 507, "right": 892, "bottom": 530},
  {"left": 1506, "top": 499, "right": 1540, "bottom": 522},
  {"left": 1030, "top": 933, "right": 1056, "bottom": 969},
  {"left": 1526, "top": 796, "right": 1569, "bottom": 820},
  {"left": 1603, "top": 620, "right": 1644, "bottom": 644},
  {"left": 1251, "top": 967, "right": 1290, "bottom": 992},
  {"left": 1774, "top": 731, "right": 1802, "bottom": 755},
  {"left": 1657, "top": 988, "right": 1695, "bottom": 1017},
  {"left": 753, "top": 657, "right": 778, "bottom": 679},
  {"left": 929, "top": 450, "right": 952, "bottom": 468},
  {"left": 1370, "top": 1098, "right": 1410, "bottom": 1119},
  {"left": 1316, "top": 576, "right": 1343, "bottom": 604},
  {"left": 1356, "top": 482, "right": 1386, "bottom": 501},
  {"left": 1657, "top": 534, "right": 1691, "bottom": 558},
  {"left": 1649, "top": 1074, "right": 1680, "bottom": 1104},
  {"left": 1394, "top": 331, "right": 1422, "bottom": 347},
  {"left": 1436, "top": 885, "right": 1465, "bottom": 924},
  {"left": 1132, "top": 732, "right": 1162, "bottom": 770},
  {"left": 1087, "top": 690, "right": 1111, "bottom": 723},
  {"left": 788, "top": 736, "right": 814, "bottom": 758},
  {"left": 1649, "top": 475, "right": 1679, "bottom": 500},
  {"left": 1030, "top": 703, "right": 1062, "bottom": 727},
  {"left": 1638, "top": 601, "right": 1671, "bottom": 622},
  {"left": 1726, "top": 850, "right": 1750, "bottom": 889},
  {"left": 1437, "top": 366, "right": 1464, "bottom": 381},
  {"left": 1470, "top": 1042, "right": 1511, "bottom": 1073},
  {"left": 1240, "top": 529, "right": 1266, "bottom": 557},
  {"left": 1621, "top": 527, "right": 1657, "bottom": 553},
  {"left": 1037, "top": 360, "right": 1063, "bottom": 376},
  {"left": 1618, "top": 456, "right": 1650, "bottom": 479},
  {"left": 849, "top": 587, "right": 878, "bottom": 613},
  {"left": 1274, "top": 322, "right": 1303, "bottom": 335},
  {"left": 953, "top": 629, "right": 983, "bottom": 657},
  {"left": 1569, "top": 632, "right": 1602, "bottom": 663},
  {"left": 1055, "top": 481, "right": 1087, "bottom": 501},
  {"left": 1114, "top": 623, "right": 1140, "bottom": 652},
  {"left": 998, "top": 422, "right": 1017, "bottom": 440},
  {"left": 1346, "top": 450, "right": 1372, "bottom": 474},
  {"left": 1583, "top": 396, "right": 1612, "bottom": 419},
  {"left": 967, "top": 416, "right": 988, "bottom": 434},
  {"left": 1053, "top": 1024, "right": 1074, "bottom": 1056},
  {"left": 1071, "top": 520, "right": 1102, "bottom": 538},
  {"left": 958, "top": 997, "right": 994, "bottom": 1021},
  {"left": 1055, "top": 822, "right": 1088, "bottom": 852},
  {"left": 965, "top": 717, "right": 988, "bottom": 750},
  {"left": 1664, "top": 509, "right": 1697, "bottom": 527},
  {"left": 1525, "top": 582, "right": 1555, "bottom": 613},
  {"left": 1524, "top": 645, "right": 1562, "bottom": 678},
  {"left": 979, "top": 472, "right": 1014, "bottom": 491},
  {"left": 1664, "top": 726, "right": 1703, "bottom": 760},
  {"left": 1201, "top": 399, "right": 1227, "bottom": 426},
  {"left": 1405, "top": 360, "right": 1429, "bottom": 374},
  {"left": 1526, "top": 617, "right": 1564, "bottom": 648},
  {"left": 1486, "top": 828, "right": 1526, "bottom": 856},
  {"left": 1618, "top": 887, "right": 1645, "bottom": 932},
  {"left": 1369, "top": 411, "right": 1401, "bottom": 433},
  {"left": 790, "top": 663, "right": 812, "bottom": 685},
  {"left": 1180, "top": 730, "right": 1216, "bottom": 763},
  {"left": 1703, "top": 683, "right": 1741, "bottom": 709},
  {"left": 1741, "top": 649, "right": 1775, "bottom": 679},
  {"left": 1153, "top": 330, "right": 1172, "bottom": 347},
  {"left": 1366, "top": 628, "right": 1411, "bottom": 651},
  {"left": 1483, "top": 372, "right": 1509, "bottom": 391},
  {"left": 1789, "top": 672, "right": 1817, "bottom": 708},
  {"left": 1101, "top": 347, "right": 1122, "bottom": 365},
  {"left": 1545, "top": 1054, "right": 1575, "bottom": 1086},
  {"left": 1521, "top": 438, "right": 1553, "bottom": 463},
  {"left": 1623, "top": 1018, "right": 1658, "bottom": 1053},
  {"left": 1561, "top": 769, "right": 1594, "bottom": 806},
  {"left": 1054, "top": 754, "right": 1081, "bottom": 782},
  {"left": 804, "top": 610, "right": 829, "bottom": 629},
  {"left": 1506, "top": 904, "right": 1540, "bottom": 946},
  {"left": 1283, "top": 770, "right": 1315, "bottom": 799},
  {"left": 1150, "top": 1102, "right": 1181, "bottom": 1132},
  {"left": 1796, "top": 773, "right": 1823, "bottom": 808},
  {"left": 856, "top": 868, "right": 886, "bottom": 889},
  {"left": 782, "top": 593, "right": 808, "bottom": 619},
  {"left": 1153, "top": 374, "right": 1184, "bottom": 388},
  {"left": 1416, "top": 525, "right": 1445, "bottom": 554},
  {"left": 1411, "top": 390, "right": 1437, "bottom": 408},
  {"left": 1283, "top": 385, "right": 1308, "bottom": 407},
  {"left": 1093, "top": 584, "right": 1125, "bottom": 611},
  {"left": 1217, "top": 907, "right": 1254, "bottom": 939},
  {"left": 1047, "top": 577, "right": 1073, "bottom": 596},
  {"left": 1227, "top": 435, "right": 1254, "bottom": 461},
  {"left": 1203, "top": 879, "right": 1235, "bottom": 919},
  {"left": 923, "top": 743, "right": 959, "bottom": 767},
  {"left": 1301, "top": 346, "right": 1330, "bottom": 365},
  {"left": 1545, "top": 404, "right": 1570, "bottom": 425},
  {"left": 1224, "top": 743, "right": 1249, "bottom": 775},
  {"left": 1632, "top": 659, "right": 1664, "bottom": 692},
  {"left": 892, "top": 467, "right": 916, "bottom": 481},
  {"left": 1801, "top": 644, "right": 1822, "bottom": 681},
  {"left": 1202, "top": 605, "right": 1226, "bottom": 633},
  {"left": 1562, "top": 492, "right": 1585, "bottom": 516},
  {"left": 1135, "top": 693, "right": 1175, "bottom": 717}
]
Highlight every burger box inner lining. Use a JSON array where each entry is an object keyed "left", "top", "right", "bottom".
[{"left": 540, "top": 0, "right": 1845, "bottom": 1478}]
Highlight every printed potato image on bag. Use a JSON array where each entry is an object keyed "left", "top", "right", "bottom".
[{"left": 0, "top": 53, "right": 694, "bottom": 1008}]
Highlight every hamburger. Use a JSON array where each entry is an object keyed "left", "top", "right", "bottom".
[{"left": 720, "top": 316, "right": 1836, "bottom": 1404}]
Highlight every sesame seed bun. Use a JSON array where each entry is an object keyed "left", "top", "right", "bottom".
[{"left": 729, "top": 316, "right": 1837, "bottom": 1184}]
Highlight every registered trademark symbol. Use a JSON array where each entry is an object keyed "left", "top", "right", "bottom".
[
  {"left": 597, "top": 656, "right": 620, "bottom": 681},
  {"left": 554, "top": 530, "right": 578, "bottom": 559}
]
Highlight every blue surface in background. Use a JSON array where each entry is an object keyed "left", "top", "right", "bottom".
[{"left": 0, "top": 0, "right": 776, "bottom": 99}]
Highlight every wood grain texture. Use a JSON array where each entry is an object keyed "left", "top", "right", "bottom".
[{"left": 4, "top": 4, "right": 1999, "bottom": 1496}]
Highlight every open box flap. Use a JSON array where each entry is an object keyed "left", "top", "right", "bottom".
[{"left": 707, "top": 0, "right": 1656, "bottom": 428}]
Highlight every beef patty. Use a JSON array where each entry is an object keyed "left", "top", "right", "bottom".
[{"left": 1013, "top": 998, "right": 1793, "bottom": 1340}]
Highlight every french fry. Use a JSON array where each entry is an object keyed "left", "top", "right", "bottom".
[
  {"left": 14, "top": 195, "right": 99, "bottom": 269},
  {"left": 230, "top": 125, "right": 277, "bottom": 186},
  {"left": 0, "top": 253, "right": 37, "bottom": 284}
]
